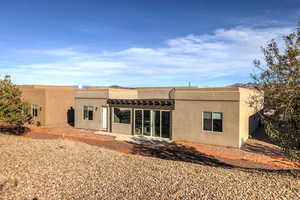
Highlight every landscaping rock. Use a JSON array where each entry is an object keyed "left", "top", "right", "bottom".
[
  {"left": 0, "top": 134, "right": 299, "bottom": 200},
  {"left": 0, "top": 174, "right": 17, "bottom": 192}
]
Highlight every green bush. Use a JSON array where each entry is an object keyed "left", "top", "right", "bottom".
[
  {"left": 0, "top": 75, "right": 30, "bottom": 129},
  {"left": 250, "top": 23, "right": 300, "bottom": 160}
]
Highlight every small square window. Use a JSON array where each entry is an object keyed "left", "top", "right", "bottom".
[
  {"left": 83, "top": 106, "right": 94, "bottom": 120},
  {"left": 203, "top": 112, "right": 223, "bottom": 132}
]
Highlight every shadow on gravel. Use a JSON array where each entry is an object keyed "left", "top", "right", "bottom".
[
  {"left": 131, "top": 142, "right": 233, "bottom": 168},
  {"left": 131, "top": 142, "right": 300, "bottom": 178},
  {"left": 0, "top": 125, "right": 29, "bottom": 136},
  {"left": 17, "top": 127, "right": 300, "bottom": 178}
]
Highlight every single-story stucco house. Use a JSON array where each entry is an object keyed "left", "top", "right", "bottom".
[{"left": 74, "top": 86, "right": 260, "bottom": 148}]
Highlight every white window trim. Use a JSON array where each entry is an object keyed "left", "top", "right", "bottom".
[{"left": 202, "top": 111, "right": 223, "bottom": 133}]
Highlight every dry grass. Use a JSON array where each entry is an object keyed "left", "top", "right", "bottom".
[{"left": 0, "top": 134, "right": 299, "bottom": 200}]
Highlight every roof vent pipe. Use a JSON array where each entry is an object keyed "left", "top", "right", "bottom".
[{"left": 169, "top": 88, "right": 176, "bottom": 99}]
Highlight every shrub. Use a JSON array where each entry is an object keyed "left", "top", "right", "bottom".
[{"left": 0, "top": 75, "right": 30, "bottom": 132}]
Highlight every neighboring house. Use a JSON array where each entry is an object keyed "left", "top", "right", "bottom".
[
  {"left": 17, "top": 85, "right": 76, "bottom": 126},
  {"left": 75, "top": 87, "right": 260, "bottom": 148}
]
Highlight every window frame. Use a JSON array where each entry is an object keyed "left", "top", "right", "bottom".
[
  {"left": 31, "top": 104, "right": 38, "bottom": 117},
  {"left": 202, "top": 111, "right": 223, "bottom": 133},
  {"left": 83, "top": 105, "right": 94, "bottom": 121},
  {"left": 113, "top": 107, "right": 131, "bottom": 124},
  {"left": 133, "top": 108, "right": 170, "bottom": 138}
]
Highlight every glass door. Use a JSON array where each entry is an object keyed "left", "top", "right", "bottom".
[
  {"left": 134, "top": 109, "right": 170, "bottom": 138},
  {"left": 153, "top": 110, "right": 161, "bottom": 137},
  {"left": 134, "top": 110, "right": 143, "bottom": 135},
  {"left": 143, "top": 110, "right": 151, "bottom": 136},
  {"left": 161, "top": 111, "right": 170, "bottom": 138}
]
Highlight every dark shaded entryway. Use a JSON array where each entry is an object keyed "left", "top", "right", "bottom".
[{"left": 67, "top": 107, "right": 75, "bottom": 126}]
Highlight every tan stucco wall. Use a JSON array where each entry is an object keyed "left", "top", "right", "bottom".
[
  {"left": 18, "top": 85, "right": 75, "bottom": 126},
  {"left": 137, "top": 88, "right": 173, "bottom": 99},
  {"left": 109, "top": 88, "right": 138, "bottom": 99},
  {"left": 76, "top": 89, "right": 109, "bottom": 99},
  {"left": 136, "top": 87, "right": 237, "bottom": 99},
  {"left": 111, "top": 122, "right": 132, "bottom": 135},
  {"left": 238, "top": 88, "right": 260, "bottom": 146},
  {"left": 137, "top": 87, "right": 197, "bottom": 99},
  {"left": 75, "top": 98, "right": 108, "bottom": 130},
  {"left": 75, "top": 96, "right": 133, "bottom": 134},
  {"left": 74, "top": 88, "right": 137, "bottom": 131},
  {"left": 171, "top": 88, "right": 261, "bottom": 148},
  {"left": 19, "top": 87, "right": 47, "bottom": 125},
  {"left": 172, "top": 100, "right": 240, "bottom": 147},
  {"left": 75, "top": 88, "right": 137, "bottom": 99},
  {"left": 172, "top": 88, "right": 260, "bottom": 148},
  {"left": 44, "top": 88, "right": 75, "bottom": 125}
]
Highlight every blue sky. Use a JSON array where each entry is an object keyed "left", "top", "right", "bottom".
[{"left": 0, "top": 0, "right": 299, "bottom": 87}]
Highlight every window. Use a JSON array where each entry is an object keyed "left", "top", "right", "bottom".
[
  {"left": 83, "top": 106, "right": 94, "bottom": 120},
  {"left": 212, "top": 112, "right": 223, "bottom": 132},
  {"left": 114, "top": 108, "right": 131, "bottom": 124},
  {"left": 203, "top": 112, "right": 223, "bottom": 132},
  {"left": 203, "top": 112, "right": 212, "bottom": 131},
  {"left": 31, "top": 104, "right": 38, "bottom": 117}
]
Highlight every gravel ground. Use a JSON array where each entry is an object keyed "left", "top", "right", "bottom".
[{"left": 0, "top": 134, "right": 299, "bottom": 200}]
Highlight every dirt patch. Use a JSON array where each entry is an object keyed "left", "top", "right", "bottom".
[{"left": 25, "top": 125, "right": 135, "bottom": 154}]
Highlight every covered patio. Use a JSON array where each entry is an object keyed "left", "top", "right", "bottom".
[{"left": 108, "top": 98, "right": 175, "bottom": 139}]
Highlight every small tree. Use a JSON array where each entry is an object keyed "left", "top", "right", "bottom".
[
  {"left": 0, "top": 75, "right": 30, "bottom": 129},
  {"left": 250, "top": 23, "right": 300, "bottom": 160}
]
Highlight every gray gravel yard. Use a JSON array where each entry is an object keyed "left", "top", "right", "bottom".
[{"left": 0, "top": 134, "right": 299, "bottom": 200}]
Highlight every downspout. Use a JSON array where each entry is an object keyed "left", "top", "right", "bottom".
[{"left": 168, "top": 88, "right": 176, "bottom": 141}]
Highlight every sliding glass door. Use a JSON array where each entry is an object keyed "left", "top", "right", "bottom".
[
  {"left": 161, "top": 111, "right": 170, "bottom": 138},
  {"left": 153, "top": 110, "right": 161, "bottom": 137},
  {"left": 134, "top": 109, "right": 170, "bottom": 138},
  {"left": 134, "top": 110, "right": 143, "bottom": 135},
  {"left": 143, "top": 110, "right": 151, "bottom": 136}
]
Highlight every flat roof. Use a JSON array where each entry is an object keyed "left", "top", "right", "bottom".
[
  {"left": 18, "top": 85, "right": 255, "bottom": 92},
  {"left": 76, "top": 87, "right": 136, "bottom": 91},
  {"left": 136, "top": 86, "right": 250, "bottom": 92},
  {"left": 17, "top": 85, "right": 76, "bottom": 89}
]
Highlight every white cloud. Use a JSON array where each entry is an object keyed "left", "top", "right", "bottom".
[{"left": 3, "top": 25, "right": 295, "bottom": 86}]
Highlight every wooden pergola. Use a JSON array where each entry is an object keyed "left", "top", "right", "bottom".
[{"left": 107, "top": 99, "right": 175, "bottom": 110}]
